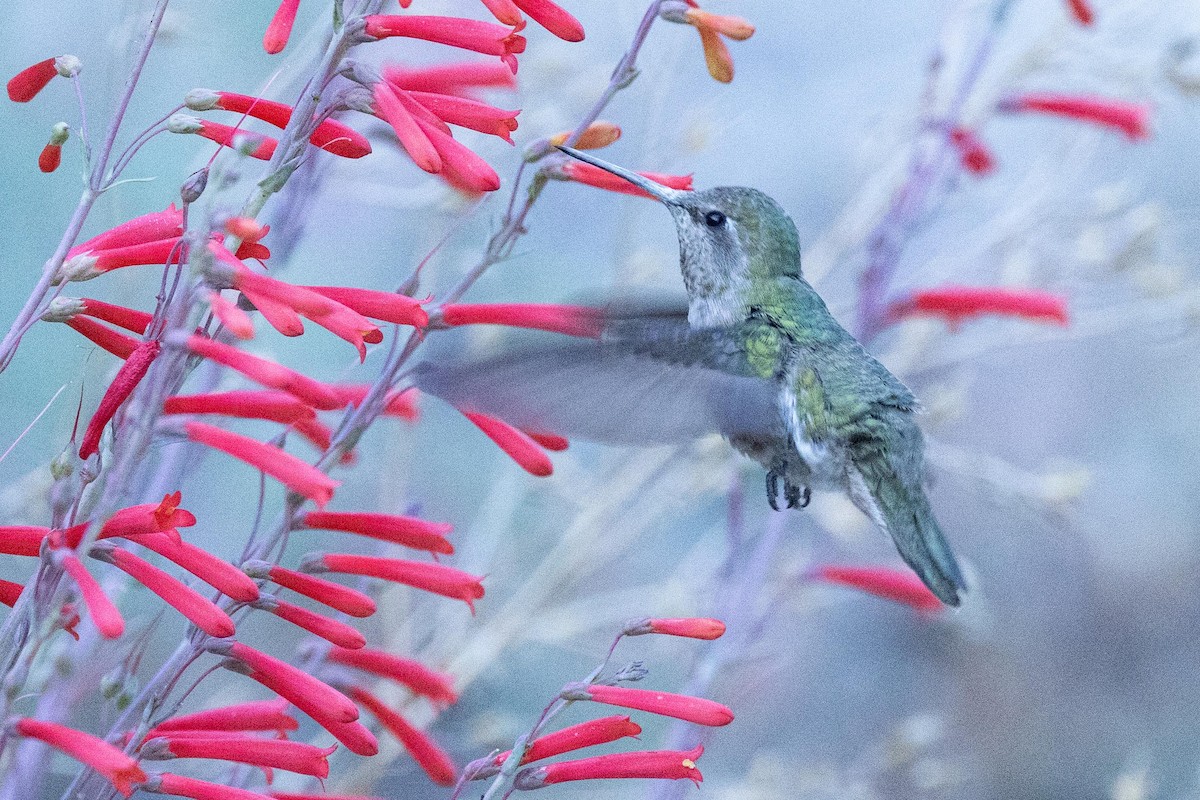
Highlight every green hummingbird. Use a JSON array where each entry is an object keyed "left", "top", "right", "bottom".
[{"left": 416, "top": 147, "right": 966, "bottom": 605}]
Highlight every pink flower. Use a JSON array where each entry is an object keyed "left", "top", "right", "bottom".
[
  {"left": 561, "top": 684, "right": 733, "bottom": 726},
  {"left": 811, "top": 565, "right": 945, "bottom": 613},
  {"left": 460, "top": 410, "right": 554, "bottom": 477},
  {"left": 364, "top": 16, "right": 527, "bottom": 73},
  {"left": 949, "top": 127, "right": 996, "bottom": 175},
  {"left": 404, "top": 90, "right": 520, "bottom": 143},
  {"left": 75, "top": 298, "right": 153, "bottom": 334},
  {"left": 92, "top": 544, "right": 236, "bottom": 637},
  {"left": 524, "top": 430, "right": 569, "bottom": 451},
  {"left": 134, "top": 533, "right": 260, "bottom": 602},
  {"left": 494, "top": 716, "right": 642, "bottom": 768},
  {"left": 140, "top": 734, "right": 336, "bottom": 779},
  {"left": 184, "top": 421, "right": 341, "bottom": 508},
  {"left": 410, "top": 110, "right": 502, "bottom": 192},
  {"left": 79, "top": 339, "right": 160, "bottom": 458},
  {"left": 439, "top": 302, "right": 605, "bottom": 338},
  {"left": 212, "top": 641, "right": 360, "bottom": 734},
  {"left": 304, "top": 286, "right": 430, "bottom": 327},
  {"left": 163, "top": 390, "right": 316, "bottom": 424},
  {"left": 146, "top": 699, "right": 298, "bottom": 737},
  {"left": 559, "top": 162, "right": 693, "bottom": 198},
  {"left": 1067, "top": 0, "right": 1094, "bottom": 25},
  {"left": 140, "top": 772, "right": 273, "bottom": 800},
  {"left": 373, "top": 80, "right": 441, "bottom": 173},
  {"left": 254, "top": 593, "right": 366, "bottom": 649},
  {"left": 207, "top": 291, "right": 256, "bottom": 339},
  {"left": 264, "top": 0, "right": 302, "bottom": 53},
  {"left": 271, "top": 794, "right": 386, "bottom": 800},
  {"left": 326, "top": 646, "right": 458, "bottom": 706},
  {"left": 182, "top": 334, "right": 343, "bottom": 410},
  {"left": 349, "top": 686, "right": 457, "bottom": 786},
  {"left": 184, "top": 89, "right": 370, "bottom": 158},
  {"left": 622, "top": 617, "right": 726, "bottom": 640},
  {"left": 168, "top": 114, "right": 278, "bottom": 159},
  {"left": 886, "top": 285, "right": 1069, "bottom": 329},
  {"left": 0, "top": 526, "right": 46, "bottom": 556},
  {"left": 300, "top": 511, "right": 454, "bottom": 555},
  {"left": 243, "top": 562, "right": 377, "bottom": 617},
  {"left": 511, "top": 0, "right": 585, "bottom": 42},
  {"left": 57, "top": 550, "right": 124, "bottom": 639},
  {"left": 13, "top": 718, "right": 147, "bottom": 797},
  {"left": 383, "top": 62, "right": 517, "bottom": 97},
  {"left": 1000, "top": 93, "right": 1151, "bottom": 140},
  {"left": 64, "top": 316, "right": 140, "bottom": 359},
  {"left": 100, "top": 492, "right": 195, "bottom": 539},
  {"left": 304, "top": 553, "right": 485, "bottom": 611},
  {"left": 69, "top": 205, "right": 184, "bottom": 259},
  {"left": 59, "top": 237, "right": 188, "bottom": 282},
  {"left": 0, "top": 579, "right": 23, "bottom": 607},
  {"left": 513, "top": 744, "right": 704, "bottom": 789},
  {"left": 7, "top": 56, "right": 77, "bottom": 102}
]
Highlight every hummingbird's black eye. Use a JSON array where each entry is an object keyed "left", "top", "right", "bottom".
[{"left": 704, "top": 210, "right": 726, "bottom": 228}]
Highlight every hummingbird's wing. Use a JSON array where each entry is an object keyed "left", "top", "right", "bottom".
[{"left": 413, "top": 310, "right": 783, "bottom": 444}]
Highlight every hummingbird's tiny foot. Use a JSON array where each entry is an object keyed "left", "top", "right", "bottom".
[
  {"left": 795, "top": 485, "right": 812, "bottom": 509},
  {"left": 783, "top": 481, "right": 801, "bottom": 509},
  {"left": 766, "top": 471, "right": 782, "bottom": 512}
]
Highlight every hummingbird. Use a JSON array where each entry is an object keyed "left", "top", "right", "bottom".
[{"left": 415, "top": 147, "right": 966, "bottom": 605}]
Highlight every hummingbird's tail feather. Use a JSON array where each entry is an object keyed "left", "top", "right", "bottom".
[{"left": 848, "top": 450, "right": 966, "bottom": 607}]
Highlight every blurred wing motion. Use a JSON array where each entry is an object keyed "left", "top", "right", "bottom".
[{"left": 414, "top": 307, "right": 782, "bottom": 444}]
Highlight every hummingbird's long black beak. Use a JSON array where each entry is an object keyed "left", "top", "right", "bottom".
[{"left": 555, "top": 146, "right": 687, "bottom": 205}]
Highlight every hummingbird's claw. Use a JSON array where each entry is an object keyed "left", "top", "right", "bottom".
[
  {"left": 785, "top": 483, "right": 811, "bottom": 509},
  {"left": 766, "top": 470, "right": 782, "bottom": 512}
]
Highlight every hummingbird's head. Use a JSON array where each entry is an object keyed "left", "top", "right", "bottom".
[{"left": 558, "top": 147, "right": 802, "bottom": 326}]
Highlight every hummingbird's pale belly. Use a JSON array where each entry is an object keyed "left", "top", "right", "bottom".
[{"left": 776, "top": 382, "right": 846, "bottom": 489}]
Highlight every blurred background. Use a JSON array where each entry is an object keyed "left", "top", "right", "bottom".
[{"left": 3, "top": 1, "right": 1200, "bottom": 798}]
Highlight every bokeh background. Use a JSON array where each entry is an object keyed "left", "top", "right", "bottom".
[{"left": 3, "top": 1, "right": 1200, "bottom": 798}]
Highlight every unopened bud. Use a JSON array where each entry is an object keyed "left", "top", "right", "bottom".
[
  {"left": 180, "top": 168, "right": 209, "bottom": 203},
  {"left": 549, "top": 121, "right": 622, "bottom": 151},
  {"left": 53, "top": 55, "right": 82, "bottom": 78},
  {"left": 48, "top": 121, "right": 70, "bottom": 146},
  {"left": 41, "top": 296, "right": 85, "bottom": 323},
  {"left": 167, "top": 114, "right": 204, "bottom": 135},
  {"left": 183, "top": 88, "right": 221, "bottom": 111}
]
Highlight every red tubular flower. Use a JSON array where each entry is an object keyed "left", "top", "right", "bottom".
[
  {"left": 562, "top": 684, "right": 733, "bottom": 726},
  {"left": 623, "top": 617, "right": 726, "bottom": 640},
  {"left": 147, "top": 699, "right": 298, "bottom": 737},
  {"left": 250, "top": 563, "right": 377, "bottom": 617},
  {"left": 169, "top": 114, "right": 278, "bottom": 159},
  {"left": 304, "top": 286, "right": 429, "bottom": 327},
  {"left": 301, "top": 511, "right": 454, "bottom": 555},
  {"left": 0, "top": 526, "right": 50, "bottom": 556},
  {"left": 78, "top": 298, "right": 153, "bottom": 334},
  {"left": 271, "top": 794, "right": 386, "bottom": 800},
  {"left": 183, "top": 334, "right": 343, "bottom": 410},
  {"left": 383, "top": 62, "right": 517, "bottom": 97},
  {"left": 559, "top": 162, "right": 693, "bottom": 198},
  {"left": 524, "top": 430, "right": 569, "bottom": 451},
  {"left": 480, "top": 0, "right": 522, "bottom": 25},
  {"left": 254, "top": 594, "right": 366, "bottom": 649},
  {"left": 69, "top": 205, "right": 184, "bottom": 259},
  {"left": 405, "top": 90, "right": 519, "bottom": 143},
  {"left": 411, "top": 110, "right": 502, "bottom": 192},
  {"left": 65, "top": 317, "right": 140, "bottom": 359},
  {"left": 461, "top": 410, "right": 554, "bottom": 477},
  {"left": 512, "top": 0, "right": 584, "bottom": 41},
  {"left": 184, "top": 421, "right": 341, "bottom": 508},
  {"left": 513, "top": 744, "right": 703, "bottom": 790},
  {"left": 58, "top": 551, "right": 124, "bottom": 639},
  {"left": 60, "top": 237, "right": 187, "bottom": 282},
  {"left": 7, "top": 56, "right": 71, "bottom": 102},
  {"left": 305, "top": 553, "right": 485, "bottom": 611},
  {"left": 99, "top": 492, "right": 196, "bottom": 538},
  {"left": 1067, "top": 0, "right": 1094, "bottom": 25},
  {"left": 208, "top": 290, "right": 255, "bottom": 339},
  {"left": 326, "top": 647, "right": 458, "bottom": 706},
  {"left": 184, "top": 89, "right": 371, "bottom": 159},
  {"left": 163, "top": 390, "right": 316, "bottom": 424},
  {"left": 1000, "top": 93, "right": 1151, "bottom": 140},
  {"left": 886, "top": 285, "right": 1069, "bottom": 329},
  {"left": 812, "top": 565, "right": 945, "bottom": 613},
  {"left": 949, "top": 127, "right": 995, "bottom": 175},
  {"left": 141, "top": 735, "right": 336, "bottom": 778},
  {"left": 135, "top": 533, "right": 260, "bottom": 602},
  {"left": 39, "top": 122, "right": 69, "bottom": 173},
  {"left": 364, "top": 16, "right": 527, "bottom": 73},
  {"left": 93, "top": 544, "right": 236, "bottom": 638},
  {"left": 264, "top": 0, "right": 302, "bottom": 53},
  {"left": 0, "top": 579, "right": 23, "bottom": 607},
  {"left": 222, "top": 251, "right": 382, "bottom": 360},
  {"left": 13, "top": 719, "right": 147, "bottom": 797},
  {"left": 321, "top": 718, "right": 380, "bottom": 757},
  {"left": 328, "top": 384, "right": 420, "bottom": 421},
  {"left": 349, "top": 686, "right": 456, "bottom": 786},
  {"left": 495, "top": 716, "right": 642, "bottom": 767},
  {"left": 373, "top": 80, "right": 441, "bottom": 173},
  {"left": 79, "top": 338, "right": 160, "bottom": 458},
  {"left": 215, "top": 641, "right": 360, "bottom": 732},
  {"left": 141, "top": 772, "right": 274, "bottom": 800},
  {"left": 440, "top": 302, "right": 605, "bottom": 338},
  {"left": 670, "top": 1, "right": 753, "bottom": 83}
]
